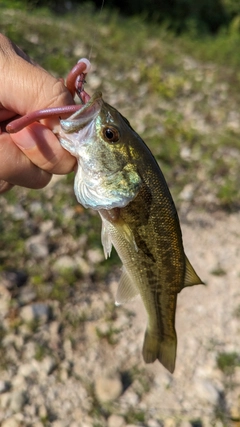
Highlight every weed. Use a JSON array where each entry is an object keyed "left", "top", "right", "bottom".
[{"left": 217, "top": 351, "right": 240, "bottom": 375}]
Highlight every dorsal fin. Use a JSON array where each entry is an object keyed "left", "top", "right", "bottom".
[
  {"left": 184, "top": 256, "right": 203, "bottom": 287},
  {"left": 115, "top": 267, "right": 139, "bottom": 306}
]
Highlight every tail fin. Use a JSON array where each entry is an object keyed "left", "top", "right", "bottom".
[{"left": 142, "top": 330, "right": 177, "bottom": 373}]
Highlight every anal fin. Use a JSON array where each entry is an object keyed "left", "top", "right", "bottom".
[
  {"left": 115, "top": 267, "right": 139, "bottom": 306},
  {"left": 183, "top": 256, "right": 204, "bottom": 287}
]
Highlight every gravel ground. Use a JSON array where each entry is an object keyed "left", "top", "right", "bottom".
[{"left": 1, "top": 197, "right": 240, "bottom": 427}]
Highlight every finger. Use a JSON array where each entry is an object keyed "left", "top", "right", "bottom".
[
  {"left": 0, "top": 180, "right": 14, "bottom": 194},
  {"left": 0, "top": 132, "right": 52, "bottom": 189},
  {"left": 0, "top": 34, "right": 73, "bottom": 116},
  {"left": 11, "top": 122, "right": 76, "bottom": 175}
]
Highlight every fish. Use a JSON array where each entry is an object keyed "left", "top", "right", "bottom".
[{"left": 58, "top": 91, "right": 203, "bottom": 373}]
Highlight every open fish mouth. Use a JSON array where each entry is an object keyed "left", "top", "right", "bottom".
[{"left": 60, "top": 91, "right": 103, "bottom": 134}]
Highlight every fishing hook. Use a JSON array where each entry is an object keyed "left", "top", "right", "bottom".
[{"left": 6, "top": 58, "right": 91, "bottom": 134}]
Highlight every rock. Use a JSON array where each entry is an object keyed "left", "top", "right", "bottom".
[
  {"left": 18, "top": 286, "right": 37, "bottom": 305},
  {"left": 7, "top": 204, "right": 28, "bottom": 221},
  {"left": 37, "top": 404, "right": 48, "bottom": 419},
  {"left": 17, "top": 360, "right": 38, "bottom": 377},
  {"left": 75, "top": 256, "right": 91, "bottom": 275},
  {"left": 0, "top": 392, "right": 11, "bottom": 409},
  {"left": 230, "top": 404, "right": 240, "bottom": 421},
  {"left": 194, "top": 378, "right": 220, "bottom": 405},
  {"left": 148, "top": 420, "right": 162, "bottom": 427},
  {"left": 11, "top": 374, "right": 27, "bottom": 390},
  {"left": 164, "top": 418, "right": 177, "bottom": 427},
  {"left": 81, "top": 417, "right": 95, "bottom": 427},
  {"left": 1, "top": 417, "right": 22, "bottom": 427},
  {"left": 53, "top": 255, "right": 77, "bottom": 272},
  {"left": 86, "top": 248, "right": 104, "bottom": 264},
  {"left": 8, "top": 390, "right": 27, "bottom": 412},
  {"left": 108, "top": 414, "right": 125, "bottom": 427},
  {"left": 0, "top": 270, "right": 28, "bottom": 290},
  {"left": 0, "top": 284, "right": 11, "bottom": 318},
  {"left": 39, "top": 220, "right": 54, "bottom": 234},
  {"left": 20, "top": 303, "right": 50, "bottom": 324},
  {"left": 178, "top": 422, "right": 192, "bottom": 427},
  {"left": 51, "top": 421, "right": 67, "bottom": 427},
  {"left": 88, "top": 74, "right": 102, "bottom": 90},
  {"left": 0, "top": 380, "right": 10, "bottom": 394},
  {"left": 40, "top": 356, "right": 57, "bottom": 376},
  {"left": 25, "top": 235, "right": 49, "bottom": 259},
  {"left": 95, "top": 374, "right": 123, "bottom": 403}
]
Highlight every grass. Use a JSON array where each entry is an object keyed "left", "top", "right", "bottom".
[
  {"left": 217, "top": 351, "right": 240, "bottom": 376},
  {"left": 1, "top": 5, "right": 240, "bottom": 423},
  {"left": 1, "top": 4, "right": 240, "bottom": 210}
]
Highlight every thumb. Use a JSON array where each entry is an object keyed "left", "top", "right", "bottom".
[{"left": 0, "top": 34, "right": 73, "bottom": 117}]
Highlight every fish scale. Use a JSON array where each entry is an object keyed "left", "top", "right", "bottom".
[{"left": 59, "top": 91, "right": 203, "bottom": 373}]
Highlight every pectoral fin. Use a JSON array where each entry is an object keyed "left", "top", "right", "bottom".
[
  {"left": 115, "top": 267, "right": 139, "bottom": 306},
  {"left": 100, "top": 217, "right": 112, "bottom": 259},
  {"left": 183, "top": 256, "right": 203, "bottom": 287}
]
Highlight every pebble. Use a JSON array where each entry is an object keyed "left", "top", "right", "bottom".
[
  {"left": 17, "top": 286, "right": 37, "bottom": 305},
  {"left": 25, "top": 235, "right": 49, "bottom": 259},
  {"left": 178, "top": 422, "right": 192, "bottom": 427},
  {"left": 0, "top": 392, "right": 11, "bottom": 409},
  {"left": 95, "top": 374, "right": 123, "bottom": 403},
  {"left": 0, "top": 270, "right": 28, "bottom": 290},
  {"left": 8, "top": 390, "right": 27, "bottom": 412},
  {"left": 17, "top": 361, "right": 38, "bottom": 377},
  {"left": 86, "top": 248, "right": 104, "bottom": 264},
  {"left": 88, "top": 74, "right": 102, "bottom": 89},
  {"left": 20, "top": 303, "right": 50, "bottom": 324},
  {"left": 0, "top": 380, "right": 10, "bottom": 394},
  {"left": 53, "top": 255, "right": 77, "bottom": 272},
  {"left": 7, "top": 204, "right": 28, "bottom": 221},
  {"left": 51, "top": 421, "right": 67, "bottom": 427},
  {"left": 148, "top": 420, "right": 162, "bottom": 427},
  {"left": 194, "top": 378, "right": 220, "bottom": 405},
  {"left": 40, "top": 356, "right": 57, "bottom": 376},
  {"left": 1, "top": 418, "right": 22, "bottom": 427},
  {"left": 164, "top": 418, "right": 177, "bottom": 427},
  {"left": 108, "top": 414, "right": 125, "bottom": 427}
]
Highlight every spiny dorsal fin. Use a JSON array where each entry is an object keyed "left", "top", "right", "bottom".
[
  {"left": 115, "top": 267, "right": 139, "bottom": 306},
  {"left": 184, "top": 256, "right": 203, "bottom": 287}
]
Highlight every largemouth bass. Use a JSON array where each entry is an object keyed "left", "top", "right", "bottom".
[{"left": 59, "top": 91, "right": 203, "bottom": 373}]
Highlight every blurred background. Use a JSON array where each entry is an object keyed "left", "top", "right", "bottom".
[{"left": 1, "top": 1, "right": 240, "bottom": 426}]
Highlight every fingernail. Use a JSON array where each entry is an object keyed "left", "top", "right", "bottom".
[{"left": 11, "top": 127, "right": 37, "bottom": 149}]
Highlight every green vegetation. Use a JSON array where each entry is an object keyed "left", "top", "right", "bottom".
[
  {"left": 1, "top": 5, "right": 240, "bottom": 424},
  {"left": 1, "top": 4, "right": 240, "bottom": 212},
  {"left": 1, "top": 3, "right": 240, "bottom": 309},
  {"left": 217, "top": 351, "right": 240, "bottom": 375}
]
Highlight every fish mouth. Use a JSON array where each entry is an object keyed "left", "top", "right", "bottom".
[{"left": 60, "top": 91, "right": 103, "bottom": 133}]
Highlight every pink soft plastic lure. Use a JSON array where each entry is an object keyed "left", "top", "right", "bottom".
[{"left": 6, "top": 58, "right": 91, "bottom": 134}]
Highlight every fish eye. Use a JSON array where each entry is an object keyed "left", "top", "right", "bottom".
[{"left": 103, "top": 126, "right": 120, "bottom": 143}]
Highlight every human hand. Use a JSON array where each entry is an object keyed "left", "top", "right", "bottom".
[{"left": 0, "top": 33, "right": 76, "bottom": 194}]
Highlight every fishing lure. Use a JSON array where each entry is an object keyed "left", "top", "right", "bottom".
[{"left": 6, "top": 58, "right": 92, "bottom": 133}]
